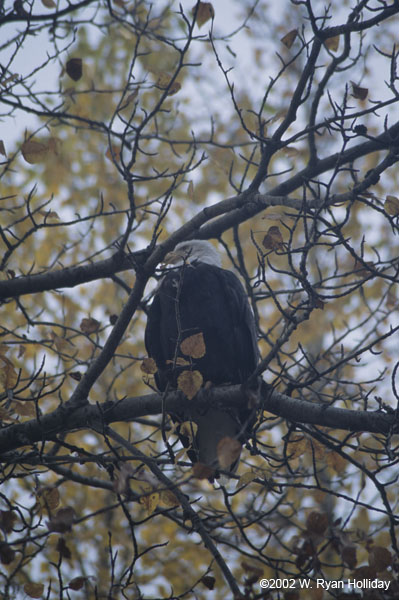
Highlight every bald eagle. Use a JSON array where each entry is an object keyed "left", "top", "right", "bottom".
[{"left": 145, "top": 240, "right": 258, "bottom": 479}]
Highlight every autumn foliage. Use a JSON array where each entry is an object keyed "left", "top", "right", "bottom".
[{"left": 1, "top": 0, "right": 399, "bottom": 598}]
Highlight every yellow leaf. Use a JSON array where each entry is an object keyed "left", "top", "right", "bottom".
[
  {"left": 178, "top": 420, "right": 198, "bottom": 443},
  {"left": 236, "top": 471, "right": 258, "bottom": 488},
  {"left": 160, "top": 490, "right": 179, "bottom": 508},
  {"left": 177, "top": 370, "right": 203, "bottom": 399},
  {"left": 21, "top": 140, "right": 49, "bottom": 164},
  {"left": 0, "top": 355, "right": 18, "bottom": 391},
  {"left": 140, "top": 492, "right": 159, "bottom": 514},
  {"left": 194, "top": 2, "right": 215, "bottom": 28},
  {"left": 180, "top": 333, "right": 206, "bottom": 359},
  {"left": 24, "top": 582, "right": 44, "bottom": 598},
  {"left": 385, "top": 195, "right": 399, "bottom": 216},
  {"left": 141, "top": 357, "right": 157, "bottom": 374},
  {"left": 281, "top": 29, "right": 297, "bottom": 48}
]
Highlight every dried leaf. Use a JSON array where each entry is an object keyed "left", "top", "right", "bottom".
[
  {"left": 13, "top": 401, "right": 36, "bottom": 418},
  {"left": 262, "top": 226, "right": 284, "bottom": 251},
  {"left": 39, "top": 487, "right": 60, "bottom": 511},
  {"left": 47, "top": 507, "right": 76, "bottom": 533},
  {"left": 57, "top": 536, "right": 72, "bottom": 559},
  {"left": 201, "top": 575, "right": 216, "bottom": 590},
  {"left": 177, "top": 370, "right": 203, "bottom": 399},
  {"left": 68, "top": 577, "right": 86, "bottom": 591},
  {"left": 141, "top": 357, "right": 157, "bottom": 374},
  {"left": 368, "top": 546, "right": 392, "bottom": 572},
  {"left": 194, "top": 2, "right": 215, "bottom": 28},
  {"left": 156, "top": 73, "right": 181, "bottom": 95},
  {"left": 342, "top": 545, "right": 357, "bottom": 569},
  {"left": 192, "top": 462, "right": 214, "bottom": 480},
  {"left": 180, "top": 333, "right": 206, "bottom": 359},
  {"left": 324, "top": 35, "right": 339, "bottom": 52},
  {"left": 21, "top": 140, "right": 49, "bottom": 164},
  {"left": 281, "top": 29, "right": 297, "bottom": 48},
  {"left": 80, "top": 317, "right": 100, "bottom": 334},
  {"left": 306, "top": 511, "right": 328, "bottom": 535},
  {"left": 0, "top": 355, "right": 18, "bottom": 391},
  {"left": 69, "top": 371, "right": 82, "bottom": 381},
  {"left": 42, "top": 0, "right": 56, "bottom": 7},
  {"left": 0, "top": 542, "right": 15, "bottom": 564},
  {"left": 105, "top": 145, "right": 121, "bottom": 163},
  {"left": 217, "top": 436, "right": 241, "bottom": 470},
  {"left": 385, "top": 195, "right": 399, "bottom": 216},
  {"left": 351, "top": 82, "right": 368, "bottom": 100},
  {"left": 66, "top": 58, "right": 82, "bottom": 81},
  {"left": 0, "top": 140, "right": 6, "bottom": 157},
  {"left": 0, "top": 510, "right": 16, "bottom": 534},
  {"left": 24, "top": 582, "right": 44, "bottom": 598},
  {"left": 187, "top": 180, "right": 195, "bottom": 200}
]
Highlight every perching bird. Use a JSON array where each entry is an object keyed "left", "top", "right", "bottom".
[{"left": 145, "top": 240, "right": 258, "bottom": 480}]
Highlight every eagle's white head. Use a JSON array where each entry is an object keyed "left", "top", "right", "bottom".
[{"left": 165, "top": 240, "right": 222, "bottom": 268}]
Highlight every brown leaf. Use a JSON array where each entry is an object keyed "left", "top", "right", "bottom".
[
  {"left": 385, "top": 195, "right": 399, "bottom": 216},
  {"left": 0, "top": 140, "right": 6, "bottom": 157},
  {"left": 21, "top": 140, "right": 49, "bottom": 164},
  {"left": 156, "top": 73, "right": 181, "bottom": 96},
  {"left": 13, "top": 401, "right": 36, "bottom": 418},
  {"left": 66, "top": 58, "right": 82, "bottom": 81},
  {"left": 368, "top": 546, "right": 392, "bottom": 572},
  {"left": 80, "top": 317, "right": 100, "bottom": 334},
  {"left": 42, "top": 0, "right": 56, "bottom": 7},
  {"left": 0, "top": 541, "right": 15, "bottom": 564},
  {"left": 342, "top": 545, "right": 357, "bottom": 569},
  {"left": 351, "top": 82, "right": 368, "bottom": 100},
  {"left": 194, "top": 2, "right": 215, "bottom": 28},
  {"left": 48, "top": 507, "right": 76, "bottom": 533},
  {"left": 141, "top": 357, "right": 157, "bottom": 374},
  {"left": 57, "top": 536, "right": 72, "bottom": 559},
  {"left": 39, "top": 487, "right": 60, "bottom": 511},
  {"left": 306, "top": 511, "right": 328, "bottom": 535},
  {"left": 0, "top": 355, "right": 18, "bottom": 391},
  {"left": 23, "top": 582, "right": 44, "bottom": 598},
  {"left": 105, "top": 145, "right": 121, "bottom": 163},
  {"left": 201, "top": 575, "right": 215, "bottom": 590},
  {"left": 324, "top": 35, "right": 339, "bottom": 52},
  {"left": 262, "top": 226, "right": 284, "bottom": 251},
  {"left": 281, "top": 29, "right": 297, "bottom": 48},
  {"left": 68, "top": 577, "right": 87, "bottom": 591},
  {"left": 177, "top": 370, "right": 203, "bottom": 399},
  {"left": 192, "top": 462, "right": 214, "bottom": 480},
  {"left": 159, "top": 490, "right": 179, "bottom": 508},
  {"left": 180, "top": 332, "right": 206, "bottom": 359},
  {"left": 69, "top": 371, "right": 82, "bottom": 381},
  {"left": 0, "top": 511, "right": 16, "bottom": 534},
  {"left": 217, "top": 436, "right": 242, "bottom": 470}
]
